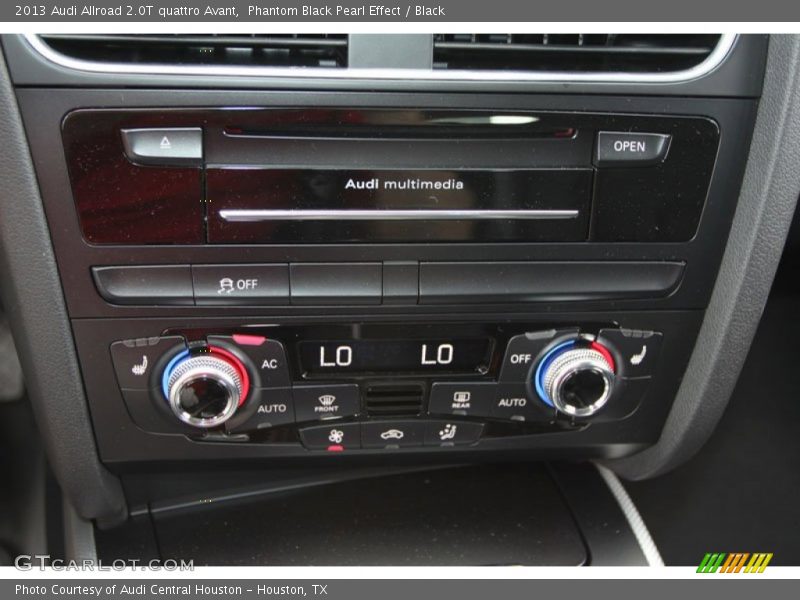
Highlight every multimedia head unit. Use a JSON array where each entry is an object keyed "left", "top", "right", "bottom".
[{"left": 62, "top": 108, "right": 719, "bottom": 245}]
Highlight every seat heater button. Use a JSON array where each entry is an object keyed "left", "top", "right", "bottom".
[
  {"left": 596, "top": 328, "right": 663, "bottom": 379},
  {"left": 111, "top": 335, "right": 186, "bottom": 390}
]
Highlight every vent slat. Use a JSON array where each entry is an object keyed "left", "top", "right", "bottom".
[
  {"left": 39, "top": 34, "right": 348, "bottom": 68},
  {"left": 365, "top": 384, "right": 424, "bottom": 418},
  {"left": 433, "top": 33, "right": 721, "bottom": 73},
  {"left": 433, "top": 42, "right": 711, "bottom": 57}
]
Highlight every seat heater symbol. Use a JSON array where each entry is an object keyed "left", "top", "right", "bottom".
[
  {"left": 328, "top": 429, "right": 344, "bottom": 444},
  {"left": 217, "top": 278, "right": 234, "bottom": 295},
  {"left": 318, "top": 394, "right": 337, "bottom": 406},
  {"left": 630, "top": 345, "right": 648, "bottom": 366},
  {"left": 439, "top": 424, "right": 457, "bottom": 441},
  {"left": 131, "top": 355, "right": 148, "bottom": 376}
]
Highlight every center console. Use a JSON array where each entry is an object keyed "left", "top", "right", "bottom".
[
  {"left": 0, "top": 35, "right": 775, "bottom": 532},
  {"left": 43, "top": 98, "right": 750, "bottom": 465}
]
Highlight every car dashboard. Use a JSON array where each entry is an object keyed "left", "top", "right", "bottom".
[{"left": 0, "top": 33, "right": 798, "bottom": 566}]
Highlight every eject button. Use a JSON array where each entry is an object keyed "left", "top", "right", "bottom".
[
  {"left": 121, "top": 128, "right": 203, "bottom": 167},
  {"left": 594, "top": 132, "right": 671, "bottom": 167}
]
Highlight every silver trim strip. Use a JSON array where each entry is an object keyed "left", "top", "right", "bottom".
[
  {"left": 23, "top": 34, "right": 737, "bottom": 84},
  {"left": 595, "top": 464, "right": 665, "bottom": 567},
  {"left": 219, "top": 209, "right": 580, "bottom": 222},
  {"left": 62, "top": 500, "right": 98, "bottom": 562}
]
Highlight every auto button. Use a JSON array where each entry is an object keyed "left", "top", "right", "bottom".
[
  {"left": 226, "top": 388, "right": 295, "bottom": 432},
  {"left": 492, "top": 383, "right": 556, "bottom": 422}
]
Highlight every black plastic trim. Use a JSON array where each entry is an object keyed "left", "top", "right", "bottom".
[
  {"left": 610, "top": 34, "right": 800, "bottom": 478},
  {"left": 0, "top": 46, "right": 126, "bottom": 524}
]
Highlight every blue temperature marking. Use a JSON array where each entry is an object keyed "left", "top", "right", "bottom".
[
  {"left": 533, "top": 340, "right": 576, "bottom": 406},
  {"left": 161, "top": 349, "right": 190, "bottom": 399}
]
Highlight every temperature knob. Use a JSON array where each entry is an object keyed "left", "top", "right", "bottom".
[
  {"left": 163, "top": 348, "right": 250, "bottom": 428},
  {"left": 535, "top": 341, "right": 616, "bottom": 418}
]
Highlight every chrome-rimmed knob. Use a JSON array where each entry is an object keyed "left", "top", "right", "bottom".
[
  {"left": 542, "top": 347, "right": 615, "bottom": 417},
  {"left": 166, "top": 355, "right": 243, "bottom": 428}
]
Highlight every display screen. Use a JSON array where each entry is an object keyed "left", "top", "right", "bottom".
[
  {"left": 299, "top": 338, "right": 493, "bottom": 375},
  {"left": 207, "top": 168, "right": 590, "bottom": 244},
  {"left": 211, "top": 168, "right": 590, "bottom": 212}
]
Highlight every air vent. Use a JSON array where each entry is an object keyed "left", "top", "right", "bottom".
[
  {"left": 433, "top": 34, "right": 722, "bottom": 73},
  {"left": 365, "top": 384, "right": 424, "bottom": 418},
  {"left": 38, "top": 34, "right": 348, "bottom": 68}
]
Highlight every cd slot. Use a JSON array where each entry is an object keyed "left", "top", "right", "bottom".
[
  {"left": 220, "top": 108, "right": 577, "bottom": 140},
  {"left": 223, "top": 125, "right": 577, "bottom": 140},
  {"left": 207, "top": 135, "right": 591, "bottom": 169},
  {"left": 218, "top": 209, "right": 581, "bottom": 222}
]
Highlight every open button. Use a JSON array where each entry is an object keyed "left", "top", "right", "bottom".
[{"left": 594, "top": 132, "right": 671, "bottom": 167}]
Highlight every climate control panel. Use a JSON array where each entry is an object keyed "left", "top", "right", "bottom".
[{"left": 109, "top": 323, "right": 662, "bottom": 454}]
